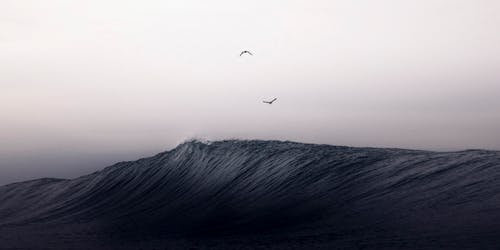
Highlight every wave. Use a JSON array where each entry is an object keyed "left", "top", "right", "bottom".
[{"left": 1, "top": 140, "right": 500, "bottom": 247}]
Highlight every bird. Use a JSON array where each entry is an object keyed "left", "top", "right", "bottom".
[
  {"left": 263, "top": 98, "right": 277, "bottom": 104},
  {"left": 240, "top": 50, "right": 253, "bottom": 56}
]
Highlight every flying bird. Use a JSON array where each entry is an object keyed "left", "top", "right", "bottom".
[
  {"left": 263, "top": 98, "right": 277, "bottom": 104},
  {"left": 240, "top": 50, "right": 253, "bottom": 56}
]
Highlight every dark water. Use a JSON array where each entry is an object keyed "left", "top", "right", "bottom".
[{"left": 1, "top": 140, "right": 500, "bottom": 249}]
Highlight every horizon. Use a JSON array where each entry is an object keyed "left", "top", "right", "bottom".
[{"left": 2, "top": 137, "right": 499, "bottom": 186}]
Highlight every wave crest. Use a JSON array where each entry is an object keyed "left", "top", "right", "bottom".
[{"left": 1, "top": 140, "right": 500, "bottom": 238}]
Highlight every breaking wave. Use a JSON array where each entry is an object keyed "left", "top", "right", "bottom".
[{"left": 1, "top": 140, "right": 500, "bottom": 247}]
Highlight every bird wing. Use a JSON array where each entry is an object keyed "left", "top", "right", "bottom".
[
  {"left": 270, "top": 98, "right": 277, "bottom": 103},
  {"left": 240, "top": 51, "right": 253, "bottom": 56}
]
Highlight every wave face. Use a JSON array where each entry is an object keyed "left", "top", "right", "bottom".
[{"left": 1, "top": 140, "right": 500, "bottom": 248}]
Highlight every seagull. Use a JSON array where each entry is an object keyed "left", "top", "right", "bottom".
[
  {"left": 263, "top": 98, "right": 277, "bottom": 104},
  {"left": 240, "top": 50, "right": 253, "bottom": 56}
]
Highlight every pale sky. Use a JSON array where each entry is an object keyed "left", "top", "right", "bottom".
[{"left": 1, "top": 0, "right": 500, "bottom": 184}]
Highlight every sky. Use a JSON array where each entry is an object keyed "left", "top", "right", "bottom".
[{"left": 1, "top": 0, "right": 500, "bottom": 185}]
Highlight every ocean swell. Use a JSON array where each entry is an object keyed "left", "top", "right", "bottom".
[{"left": 1, "top": 140, "right": 500, "bottom": 244}]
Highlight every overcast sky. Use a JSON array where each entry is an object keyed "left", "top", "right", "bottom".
[{"left": 1, "top": 0, "right": 500, "bottom": 185}]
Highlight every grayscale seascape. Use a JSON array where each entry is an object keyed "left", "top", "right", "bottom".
[{"left": 1, "top": 140, "right": 500, "bottom": 249}]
